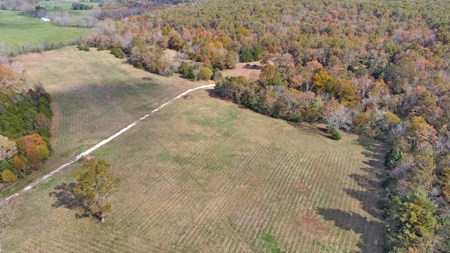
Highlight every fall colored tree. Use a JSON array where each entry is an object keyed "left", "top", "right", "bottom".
[
  {"left": 336, "top": 79, "right": 357, "bottom": 106},
  {"left": 1, "top": 169, "right": 17, "bottom": 183},
  {"left": 12, "top": 156, "right": 25, "bottom": 173},
  {"left": 16, "top": 134, "right": 50, "bottom": 170},
  {"left": 311, "top": 68, "right": 330, "bottom": 92},
  {"left": 259, "top": 64, "right": 276, "bottom": 81},
  {"left": 72, "top": 159, "right": 121, "bottom": 222},
  {"left": 0, "top": 65, "right": 17, "bottom": 90},
  {"left": 407, "top": 116, "right": 437, "bottom": 150}
]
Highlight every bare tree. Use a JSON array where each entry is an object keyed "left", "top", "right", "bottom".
[
  {"left": 0, "top": 135, "right": 17, "bottom": 162},
  {"left": 9, "top": 61, "right": 23, "bottom": 73},
  {"left": 321, "top": 99, "right": 352, "bottom": 131}
]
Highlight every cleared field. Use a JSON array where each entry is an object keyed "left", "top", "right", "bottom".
[
  {"left": 2, "top": 47, "right": 385, "bottom": 252},
  {"left": 3, "top": 46, "right": 201, "bottom": 195},
  {"left": 0, "top": 11, "right": 88, "bottom": 50}
]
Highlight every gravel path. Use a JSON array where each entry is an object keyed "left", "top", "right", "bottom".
[{"left": 4, "top": 84, "right": 215, "bottom": 201}]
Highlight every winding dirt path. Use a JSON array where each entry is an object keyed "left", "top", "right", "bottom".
[{"left": 4, "top": 84, "right": 215, "bottom": 202}]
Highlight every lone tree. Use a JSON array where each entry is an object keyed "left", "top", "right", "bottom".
[{"left": 72, "top": 159, "right": 121, "bottom": 222}]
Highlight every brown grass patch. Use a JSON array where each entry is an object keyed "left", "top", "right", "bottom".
[
  {"left": 222, "top": 61, "right": 263, "bottom": 82},
  {"left": 298, "top": 214, "right": 332, "bottom": 239}
]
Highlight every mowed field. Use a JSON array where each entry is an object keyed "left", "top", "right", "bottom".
[
  {"left": 3, "top": 46, "right": 201, "bottom": 195},
  {"left": 2, "top": 47, "right": 385, "bottom": 252},
  {"left": 0, "top": 11, "right": 88, "bottom": 50}
]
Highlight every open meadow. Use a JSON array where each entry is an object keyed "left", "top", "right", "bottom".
[
  {"left": 0, "top": 11, "right": 88, "bottom": 51},
  {"left": 1, "top": 47, "right": 385, "bottom": 252},
  {"left": 3, "top": 46, "right": 201, "bottom": 195}
]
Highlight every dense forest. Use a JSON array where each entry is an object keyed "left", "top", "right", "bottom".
[
  {"left": 0, "top": 57, "right": 52, "bottom": 187},
  {"left": 80, "top": 0, "right": 450, "bottom": 251}
]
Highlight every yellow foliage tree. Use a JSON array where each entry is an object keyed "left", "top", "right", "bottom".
[
  {"left": 1, "top": 170, "right": 17, "bottom": 183},
  {"left": 73, "top": 159, "right": 121, "bottom": 222},
  {"left": 311, "top": 68, "right": 330, "bottom": 92}
]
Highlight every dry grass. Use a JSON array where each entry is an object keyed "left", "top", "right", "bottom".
[
  {"left": 3, "top": 46, "right": 203, "bottom": 195},
  {"left": 1, "top": 48, "right": 385, "bottom": 252},
  {"left": 222, "top": 61, "right": 263, "bottom": 82},
  {"left": 163, "top": 49, "right": 179, "bottom": 64}
]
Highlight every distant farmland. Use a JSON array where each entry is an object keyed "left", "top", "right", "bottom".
[
  {"left": 2, "top": 48, "right": 385, "bottom": 252},
  {"left": 0, "top": 11, "right": 88, "bottom": 51}
]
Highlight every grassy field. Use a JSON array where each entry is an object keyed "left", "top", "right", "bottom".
[
  {"left": 1, "top": 47, "right": 385, "bottom": 252},
  {"left": 4, "top": 46, "right": 202, "bottom": 195},
  {"left": 0, "top": 11, "right": 88, "bottom": 50}
]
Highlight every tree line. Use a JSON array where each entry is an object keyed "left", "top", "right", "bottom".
[{"left": 0, "top": 58, "right": 53, "bottom": 188}]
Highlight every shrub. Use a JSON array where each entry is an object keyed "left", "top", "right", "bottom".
[
  {"left": 199, "top": 67, "right": 213, "bottom": 80},
  {"left": 134, "top": 61, "right": 144, "bottom": 69},
  {"left": 385, "top": 149, "right": 403, "bottom": 169},
  {"left": 78, "top": 43, "right": 90, "bottom": 51},
  {"left": 178, "top": 61, "right": 193, "bottom": 78},
  {"left": 213, "top": 70, "right": 223, "bottom": 82},
  {"left": 329, "top": 128, "right": 342, "bottom": 140},
  {"left": 97, "top": 44, "right": 107, "bottom": 51},
  {"left": 161, "top": 66, "right": 174, "bottom": 76},
  {"left": 111, "top": 48, "right": 126, "bottom": 58},
  {"left": 287, "top": 113, "right": 302, "bottom": 122}
]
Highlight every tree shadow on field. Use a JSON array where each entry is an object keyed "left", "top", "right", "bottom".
[
  {"left": 206, "top": 89, "right": 255, "bottom": 110},
  {"left": 317, "top": 208, "right": 384, "bottom": 252},
  {"left": 318, "top": 137, "right": 388, "bottom": 253},
  {"left": 49, "top": 182, "right": 90, "bottom": 219},
  {"left": 286, "top": 121, "right": 335, "bottom": 139},
  {"left": 206, "top": 88, "right": 222, "bottom": 99}
]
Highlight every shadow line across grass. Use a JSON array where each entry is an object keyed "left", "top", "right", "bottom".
[{"left": 318, "top": 137, "right": 387, "bottom": 252}]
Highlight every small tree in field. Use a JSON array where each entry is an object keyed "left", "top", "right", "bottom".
[{"left": 72, "top": 159, "right": 121, "bottom": 222}]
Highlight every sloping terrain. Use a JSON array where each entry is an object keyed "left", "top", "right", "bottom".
[{"left": 2, "top": 48, "right": 385, "bottom": 252}]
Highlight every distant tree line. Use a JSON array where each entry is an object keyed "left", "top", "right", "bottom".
[
  {"left": 71, "top": 3, "right": 93, "bottom": 10},
  {"left": 0, "top": 0, "right": 36, "bottom": 11}
]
